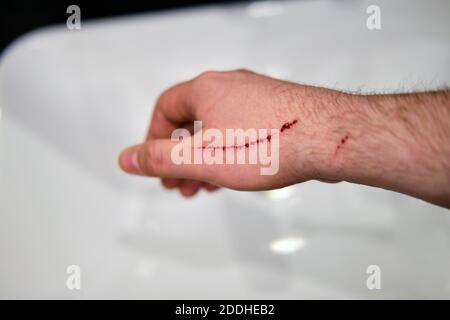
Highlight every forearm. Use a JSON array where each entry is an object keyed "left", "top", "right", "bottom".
[{"left": 295, "top": 87, "right": 450, "bottom": 208}]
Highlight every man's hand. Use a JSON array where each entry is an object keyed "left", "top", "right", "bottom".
[
  {"left": 119, "top": 70, "right": 450, "bottom": 208},
  {"left": 118, "top": 69, "right": 314, "bottom": 195}
]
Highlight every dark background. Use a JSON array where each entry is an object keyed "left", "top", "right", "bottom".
[{"left": 0, "top": 0, "right": 248, "bottom": 53}]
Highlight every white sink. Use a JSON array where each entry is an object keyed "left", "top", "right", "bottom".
[{"left": 1, "top": 0, "right": 450, "bottom": 299}]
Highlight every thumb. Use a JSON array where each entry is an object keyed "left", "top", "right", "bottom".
[{"left": 118, "top": 139, "right": 209, "bottom": 181}]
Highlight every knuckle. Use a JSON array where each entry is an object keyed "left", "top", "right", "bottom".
[
  {"left": 233, "top": 68, "right": 253, "bottom": 74},
  {"left": 197, "top": 70, "right": 220, "bottom": 80},
  {"left": 191, "top": 71, "right": 220, "bottom": 98},
  {"left": 193, "top": 70, "right": 228, "bottom": 93},
  {"left": 156, "top": 89, "right": 171, "bottom": 107}
]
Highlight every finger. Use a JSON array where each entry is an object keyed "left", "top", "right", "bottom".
[
  {"left": 146, "top": 108, "right": 178, "bottom": 140},
  {"left": 172, "top": 178, "right": 207, "bottom": 192},
  {"left": 162, "top": 177, "right": 207, "bottom": 193},
  {"left": 153, "top": 121, "right": 197, "bottom": 191},
  {"left": 147, "top": 80, "right": 196, "bottom": 140},
  {"left": 145, "top": 81, "right": 199, "bottom": 190},
  {"left": 154, "top": 116, "right": 195, "bottom": 189},
  {"left": 179, "top": 180, "right": 202, "bottom": 197},
  {"left": 119, "top": 139, "right": 209, "bottom": 181},
  {"left": 202, "top": 183, "right": 220, "bottom": 192},
  {"left": 161, "top": 178, "right": 179, "bottom": 189}
]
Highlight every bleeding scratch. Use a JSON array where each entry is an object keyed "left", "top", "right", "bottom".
[{"left": 333, "top": 133, "right": 350, "bottom": 158}]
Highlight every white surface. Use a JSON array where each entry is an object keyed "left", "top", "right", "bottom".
[{"left": 0, "top": 0, "right": 450, "bottom": 299}]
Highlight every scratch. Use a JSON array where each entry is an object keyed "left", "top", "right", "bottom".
[{"left": 333, "top": 133, "right": 350, "bottom": 158}]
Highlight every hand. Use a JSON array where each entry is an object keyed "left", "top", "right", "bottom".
[{"left": 118, "top": 70, "right": 329, "bottom": 196}]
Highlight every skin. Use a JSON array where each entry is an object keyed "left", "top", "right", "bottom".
[{"left": 118, "top": 70, "right": 450, "bottom": 208}]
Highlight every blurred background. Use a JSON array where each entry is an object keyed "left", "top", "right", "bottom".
[
  {"left": 0, "top": 0, "right": 449, "bottom": 299},
  {"left": 0, "top": 0, "right": 247, "bottom": 52}
]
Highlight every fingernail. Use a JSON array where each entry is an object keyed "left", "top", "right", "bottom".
[{"left": 120, "top": 148, "right": 140, "bottom": 172}]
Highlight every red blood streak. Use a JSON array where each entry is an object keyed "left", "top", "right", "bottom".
[
  {"left": 194, "top": 119, "right": 299, "bottom": 150},
  {"left": 333, "top": 133, "right": 350, "bottom": 157}
]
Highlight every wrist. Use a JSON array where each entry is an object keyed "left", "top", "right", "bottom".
[
  {"left": 287, "top": 85, "right": 358, "bottom": 182},
  {"left": 289, "top": 85, "right": 413, "bottom": 183},
  {"left": 295, "top": 87, "right": 450, "bottom": 207}
]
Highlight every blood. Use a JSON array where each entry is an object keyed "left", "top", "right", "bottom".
[
  {"left": 194, "top": 119, "right": 299, "bottom": 150},
  {"left": 280, "top": 119, "right": 297, "bottom": 132},
  {"left": 333, "top": 133, "right": 350, "bottom": 157}
]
